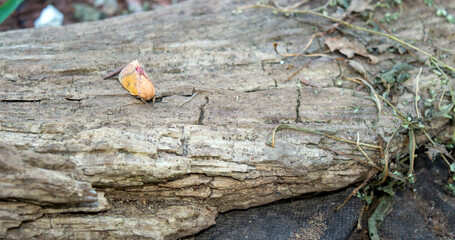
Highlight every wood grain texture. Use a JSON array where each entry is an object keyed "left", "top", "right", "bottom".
[{"left": 0, "top": 0, "right": 454, "bottom": 239}]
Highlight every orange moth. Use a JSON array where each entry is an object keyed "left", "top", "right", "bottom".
[{"left": 103, "top": 60, "right": 156, "bottom": 103}]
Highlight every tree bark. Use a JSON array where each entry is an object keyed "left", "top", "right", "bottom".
[{"left": 0, "top": 0, "right": 453, "bottom": 239}]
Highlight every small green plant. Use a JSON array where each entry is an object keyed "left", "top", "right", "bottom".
[
  {"left": 424, "top": 0, "right": 434, "bottom": 7},
  {"left": 444, "top": 182, "right": 455, "bottom": 195},
  {"left": 382, "top": 12, "right": 400, "bottom": 23},
  {"left": 423, "top": 0, "right": 455, "bottom": 24},
  {"left": 0, "top": 0, "right": 23, "bottom": 24},
  {"left": 374, "top": 0, "right": 403, "bottom": 23},
  {"left": 375, "top": 0, "right": 402, "bottom": 8}
]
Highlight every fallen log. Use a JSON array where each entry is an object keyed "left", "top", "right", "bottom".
[{"left": 0, "top": 0, "right": 453, "bottom": 239}]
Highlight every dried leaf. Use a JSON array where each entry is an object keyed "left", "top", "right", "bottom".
[
  {"left": 426, "top": 143, "right": 454, "bottom": 162},
  {"left": 347, "top": 0, "right": 375, "bottom": 14},
  {"left": 376, "top": 44, "right": 392, "bottom": 53},
  {"left": 325, "top": 37, "right": 379, "bottom": 64},
  {"left": 355, "top": 77, "right": 382, "bottom": 115},
  {"left": 348, "top": 60, "right": 368, "bottom": 79}
]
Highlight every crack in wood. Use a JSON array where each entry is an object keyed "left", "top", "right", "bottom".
[
  {"left": 64, "top": 98, "right": 83, "bottom": 102},
  {"left": 0, "top": 99, "right": 42, "bottom": 103},
  {"left": 296, "top": 81, "right": 302, "bottom": 123}
]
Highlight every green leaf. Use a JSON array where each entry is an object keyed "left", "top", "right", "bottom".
[
  {"left": 377, "top": 185, "right": 396, "bottom": 196},
  {"left": 450, "top": 162, "right": 455, "bottom": 172},
  {"left": 368, "top": 195, "right": 395, "bottom": 240},
  {"left": 407, "top": 173, "right": 415, "bottom": 184},
  {"left": 424, "top": 0, "right": 434, "bottom": 7},
  {"left": 436, "top": 9, "right": 447, "bottom": 17},
  {"left": 433, "top": 102, "right": 455, "bottom": 119},
  {"left": 0, "top": 0, "right": 24, "bottom": 24},
  {"left": 447, "top": 14, "right": 455, "bottom": 24},
  {"left": 380, "top": 62, "right": 412, "bottom": 84},
  {"left": 443, "top": 183, "right": 455, "bottom": 195},
  {"left": 337, "top": 0, "right": 350, "bottom": 8}
]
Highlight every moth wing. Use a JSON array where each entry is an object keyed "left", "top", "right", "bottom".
[
  {"left": 136, "top": 71, "right": 143, "bottom": 99},
  {"left": 137, "top": 74, "right": 156, "bottom": 101},
  {"left": 119, "top": 65, "right": 139, "bottom": 96}
]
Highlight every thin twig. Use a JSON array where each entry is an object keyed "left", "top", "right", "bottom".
[
  {"left": 378, "top": 95, "right": 407, "bottom": 121},
  {"left": 103, "top": 65, "right": 125, "bottom": 80},
  {"left": 373, "top": 18, "right": 417, "bottom": 59},
  {"left": 319, "top": 146, "right": 383, "bottom": 171},
  {"left": 334, "top": 168, "right": 379, "bottom": 211},
  {"left": 357, "top": 202, "right": 366, "bottom": 230},
  {"left": 269, "top": 124, "right": 382, "bottom": 149},
  {"left": 357, "top": 132, "right": 374, "bottom": 164},
  {"left": 373, "top": 18, "right": 391, "bottom": 34},
  {"left": 343, "top": 76, "right": 382, "bottom": 115},
  {"left": 179, "top": 93, "right": 198, "bottom": 107},
  {"left": 290, "top": 0, "right": 310, "bottom": 10},
  {"left": 285, "top": 60, "right": 312, "bottom": 82},
  {"left": 432, "top": 59, "right": 455, "bottom": 104},
  {"left": 289, "top": 32, "right": 323, "bottom": 68},
  {"left": 414, "top": 67, "right": 423, "bottom": 119},
  {"left": 438, "top": 88, "right": 446, "bottom": 110},
  {"left": 274, "top": 42, "right": 332, "bottom": 59},
  {"left": 379, "top": 127, "right": 401, "bottom": 184},
  {"left": 407, "top": 128, "right": 416, "bottom": 177},
  {"left": 320, "top": 142, "right": 406, "bottom": 182}
]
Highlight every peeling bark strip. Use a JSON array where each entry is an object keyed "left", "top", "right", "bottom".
[{"left": 0, "top": 0, "right": 453, "bottom": 239}]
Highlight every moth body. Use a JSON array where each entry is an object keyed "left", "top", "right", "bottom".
[{"left": 118, "top": 60, "right": 156, "bottom": 102}]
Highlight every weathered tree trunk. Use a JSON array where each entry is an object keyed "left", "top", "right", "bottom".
[{"left": 0, "top": 0, "right": 453, "bottom": 239}]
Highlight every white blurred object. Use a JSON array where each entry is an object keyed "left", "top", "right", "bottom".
[
  {"left": 126, "top": 0, "right": 143, "bottom": 13},
  {"left": 94, "top": 0, "right": 118, "bottom": 16},
  {"left": 34, "top": 5, "right": 64, "bottom": 28}
]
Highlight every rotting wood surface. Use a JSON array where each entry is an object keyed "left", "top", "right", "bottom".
[{"left": 0, "top": 0, "right": 454, "bottom": 239}]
